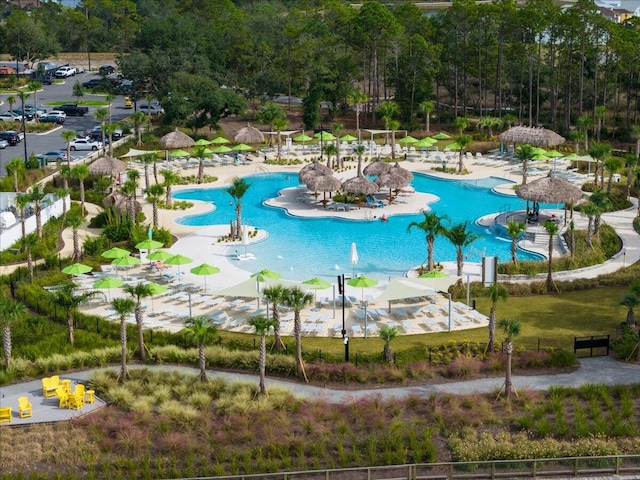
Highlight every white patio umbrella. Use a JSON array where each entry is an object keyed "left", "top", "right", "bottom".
[{"left": 350, "top": 242, "right": 359, "bottom": 277}]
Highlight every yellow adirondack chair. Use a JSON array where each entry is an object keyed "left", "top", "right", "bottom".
[{"left": 18, "top": 396, "right": 32, "bottom": 418}]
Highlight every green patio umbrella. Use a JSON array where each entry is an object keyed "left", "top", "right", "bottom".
[
  {"left": 135, "top": 239, "right": 164, "bottom": 251},
  {"left": 62, "top": 263, "right": 92, "bottom": 275},
  {"left": 190, "top": 263, "right": 221, "bottom": 290},
  {"left": 546, "top": 150, "right": 564, "bottom": 158},
  {"left": 147, "top": 250, "right": 173, "bottom": 262},
  {"left": 414, "top": 137, "right": 436, "bottom": 147},
  {"left": 564, "top": 153, "right": 579, "bottom": 160},
  {"left": 347, "top": 275, "right": 378, "bottom": 301},
  {"left": 194, "top": 139, "right": 211, "bottom": 146},
  {"left": 530, "top": 147, "right": 547, "bottom": 155},
  {"left": 432, "top": 132, "right": 451, "bottom": 140},
  {"left": 314, "top": 131, "right": 336, "bottom": 141},
  {"left": 251, "top": 269, "right": 281, "bottom": 308},
  {"left": 170, "top": 149, "right": 191, "bottom": 158},
  {"left": 232, "top": 143, "right": 253, "bottom": 151},
  {"left": 93, "top": 276, "right": 124, "bottom": 301},
  {"left": 419, "top": 271, "right": 449, "bottom": 278},
  {"left": 211, "top": 137, "right": 230, "bottom": 144},
  {"left": 531, "top": 153, "right": 549, "bottom": 161},
  {"left": 294, "top": 134, "right": 313, "bottom": 142},
  {"left": 146, "top": 282, "right": 168, "bottom": 311},
  {"left": 165, "top": 254, "right": 193, "bottom": 274},
  {"left": 340, "top": 134, "right": 358, "bottom": 142},
  {"left": 112, "top": 255, "right": 141, "bottom": 268},
  {"left": 399, "top": 135, "right": 419, "bottom": 144},
  {"left": 444, "top": 142, "right": 463, "bottom": 151},
  {"left": 102, "top": 247, "right": 131, "bottom": 259},
  {"left": 212, "top": 145, "right": 233, "bottom": 153},
  {"left": 302, "top": 277, "right": 332, "bottom": 304}
]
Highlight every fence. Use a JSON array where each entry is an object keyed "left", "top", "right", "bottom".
[{"left": 174, "top": 454, "right": 640, "bottom": 480}]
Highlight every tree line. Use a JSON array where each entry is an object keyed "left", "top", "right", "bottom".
[{"left": 3, "top": 0, "right": 640, "bottom": 138}]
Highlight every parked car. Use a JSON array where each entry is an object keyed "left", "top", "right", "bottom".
[
  {"left": 82, "top": 78, "right": 103, "bottom": 89},
  {"left": 69, "top": 137, "right": 102, "bottom": 151},
  {"left": 98, "top": 65, "right": 115, "bottom": 75},
  {"left": 57, "top": 103, "right": 89, "bottom": 116},
  {"left": 40, "top": 114, "right": 65, "bottom": 124},
  {"left": 34, "top": 150, "right": 67, "bottom": 163},
  {"left": 0, "top": 112, "right": 23, "bottom": 122},
  {"left": 33, "top": 75, "right": 54, "bottom": 85},
  {"left": 0, "top": 131, "right": 21, "bottom": 145},
  {"left": 55, "top": 66, "right": 76, "bottom": 78},
  {"left": 47, "top": 110, "right": 66, "bottom": 119},
  {"left": 87, "top": 125, "right": 123, "bottom": 140},
  {"left": 74, "top": 66, "right": 85, "bottom": 74},
  {"left": 138, "top": 104, "right": 164, "bottom": 115},
  {"left": 0, "top": 139, "right": 8, "bottom": 149},
  {"left": 124, "top": 96, "right": 133, "bottom": 109},
  {"left": 11, "top": 109, "right": 33, "bottom": 121}
]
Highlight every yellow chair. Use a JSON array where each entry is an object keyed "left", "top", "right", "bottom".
[
  {"left": 18, "top": 396, "right": 32, "bottom": 419},
  {"left": 0, "top": 406, "right": 11, "bottom": 423},
  {"left": 68, "top": 384, "right": 85, "bottom": 411},
  {"left": 42, "top": 377, "right": 56, "bottom": 398},
  {"left": 55, "top": 387, "right": 69, "bottom": 409},
  {"left": 85, "top": 389, "right": 95, "bottom": 404},
  {"left": 49, "top": 375, "right": 61, "bottom": 390}
]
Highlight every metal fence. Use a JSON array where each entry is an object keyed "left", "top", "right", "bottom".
[{"left": 174, "top": 454, "right": 640, "bottom": 480}]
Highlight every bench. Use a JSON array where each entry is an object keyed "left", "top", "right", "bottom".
[{"left": 0, "top": 406, "right": 12, "bottom": 422}]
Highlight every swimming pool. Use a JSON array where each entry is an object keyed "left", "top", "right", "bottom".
[{"left": 174, "top": 173, "right": 550, "bottom": 281}]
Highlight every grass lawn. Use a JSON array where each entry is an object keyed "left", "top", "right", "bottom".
[
  {"left": 44, "top": 100, "right": 108, "bottom": 107},
  {"left": 219, "top": 286, "right": 628, "bottom": 357}
]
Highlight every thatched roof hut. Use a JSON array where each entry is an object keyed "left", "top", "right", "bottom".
[
  {"left": 363, "top": 160, "right": 390, "bottom": 177},
  {"left": 299, "top": 161, "right": 333, "bottom": 183},
  {"left": 102, "top": 191, "right": 141, "bottom": 217},
  {"left": 159, "top": 128, "right": 195, "bottom": 149},
  {"left": 342, "top": 157, "right": 379, "bottom": 195},
  {"left": 234, "top": 123, "right": 265, "bottom": 144},
  {"left": 498, "top": 126, "right": 565, "bottom": 147},
  {"left": 88, "top": 156, "right": 127, "bottom": 176},
  {"left": 389, "top": 162, "right": 413, "bottom": 182},
  {"left": 306, "top": 171, "right": 342, "bottom": 193},
  {"left": 516, "top": 172, "right": 583, "bottom": 204}
]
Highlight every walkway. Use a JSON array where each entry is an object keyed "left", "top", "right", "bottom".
[{"left": 0, "top": 356, "right": 637, "bottom": 426}]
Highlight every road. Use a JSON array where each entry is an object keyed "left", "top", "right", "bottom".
[{"left": 0, "top": 71, "right": 133, "bottom": 177}]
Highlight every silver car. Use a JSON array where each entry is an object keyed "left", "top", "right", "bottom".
[{"left": 69, "top": 137, "right": 102, "bottom": 151}]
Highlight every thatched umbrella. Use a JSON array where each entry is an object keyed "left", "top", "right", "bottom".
[
  {"left": 88, "top": 156, "right": 127, "bottom": 176},
  {"left": 305, "top": 170, "right": 342, "bottom": 206},
  {"left": 375, "top": 172, "right": 409, "bottom": 203},
  {"left": 498, "top": 126, "right": 565, "bottom": 147},
  {"left": 102, "top": 191, "right": 141, "bottom": 218},
  {"left": 389, "top": 162, "right": 413, "bottom": 182},
  {"left": 234, "top": 123, "right": 265, "bottom": 144},
  {"left": 342, "top": 157, "right": 378, "bottom": 196},
  {"left": 298, "top": 161, "right": 332, "bottom": 183},
  {"left": 363, "top": 159, "right": 390, "bottom": 177},
  {"left": 516, "top": 172, "right": 583, "bottom": 225},
  {"left": 159, "top": 128, "right": 195, "bottom": 149}
]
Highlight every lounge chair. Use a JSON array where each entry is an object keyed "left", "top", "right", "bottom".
[{"left": 365, "top": 195, "right": 383, "bottom": 208}]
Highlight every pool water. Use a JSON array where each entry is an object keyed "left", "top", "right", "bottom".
[{"left": 174, "top": 173, "right": 551, "bottom": 281}]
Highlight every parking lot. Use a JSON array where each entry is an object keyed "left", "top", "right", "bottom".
[{"left": 0, "top": 70, "right": 133, "bottom": 176}]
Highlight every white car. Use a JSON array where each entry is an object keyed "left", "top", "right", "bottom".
[
  {"left": 0, "top": 112, "right": 22, "bottom": 122},
  {"left": 69, "top": 137, "right": 102, "bottom": 151},
  {"left": 47, "top": 110, "right": 67, "bottom": 119},
  {"left": 138, "top": 104, "right": 164, "bottom": 115},
  {"left": 55, "top": 66, "right": 76, "bottom": 78},
  {"left": 73, "top": 66, "right": 85, "bottom": 74}
]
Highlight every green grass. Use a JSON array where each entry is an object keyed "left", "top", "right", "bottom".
[{"left": 44, "top": 100, "right": 108, "bottom": 107}]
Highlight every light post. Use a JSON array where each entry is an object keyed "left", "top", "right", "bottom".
[{"left": 338, "top": 274, "right": 349, "bottom": 362}]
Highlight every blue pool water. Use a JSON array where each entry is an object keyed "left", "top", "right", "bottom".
[{"left": 174, "top": 173, "right": 550, "bottom": 281}]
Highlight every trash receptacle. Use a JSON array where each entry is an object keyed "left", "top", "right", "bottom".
[{"left": 472, "top": 299, "right": 476, "bottom": 310}]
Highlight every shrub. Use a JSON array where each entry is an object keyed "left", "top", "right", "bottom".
[
  {"left": 611, "top": 326, "right": 638, "bottom": 360},
  {"left": 445, "top": 355, "right": 482, "bottom": 379},
  {"left": 549, "top": 350, "right": 577, "bottom": 368}
]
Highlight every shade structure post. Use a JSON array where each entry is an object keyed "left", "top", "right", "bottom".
[
  {"left": 364, "top": 302, "right": 368, "bottom": 339},
  {"left": 448, "top": 293, "right": 452, "bottom": 332}
]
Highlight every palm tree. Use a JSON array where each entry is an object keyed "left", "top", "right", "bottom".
[
  {"left": 55, "top": 186, "right": 71, "bottom": 222},
  {"left": 498, "top": 318, "right": 521, "bottom": 399},
  {"left": 624, "top": 153, "right": 638, "bottom": 200},
  {"left": 407, "top": 212, "right": 448, "bottom": 272},
  {"left": 145, "top": 183, "right": 164, "bottom": 228},
  {"left": 588, "top": 142, "right": 611, "bottom": 189},
  {"left": 377, "top": 101, "right": 400, "bottom": 146},
  {"left": 604, "top": 156, "right": 623, "bottom": 194},
  {"left": 330, "top": 122, "right": 344, "bottom": 168},
  {"left": 418, "top": 100, "right": 434, "bottom": 133},
  {"left": 487, "top": 284, "right": 508, "bottom": 354},
  {"left": 0, "top": 296, "right": 26, "bottom": 367},
  {"left": 249, "top": 315, "right": 278, "bottom": 395},
  {"left": 6, "top": 157, "right": 24, "bottom": 192},
  {"left": 454, "top": 116, "right": 468, "bottom": 134},
  {"left": 388, "top": 119, "right": 400, "bottom": 160},
  {"left": 274, "top": 117, "right": 289, "bottom": 161},
  {"left": 324, "top": 144, "right": 338, "bottom": 169},
  {"left": 582, "top": 202, "right": 598, "bottom": 249},
  {"left": 141, "top": 153, "right": 156, "bottom": 191},
  {"left": 21, "top": 233, "right": 37, "bottom": 283},
  {"left": 577, "top": 115, "right": 593, "bottom": 152},
  {"left": 256, "top": 103, "right": 286, "bottom": 147},
  {"left": 348, "top": 90, "right": 369, "bottom": 140},
  {"left": 15, "top": 192, "right": 30, "bottom": 240},
  {"left": 111, "top": 297, "right": 135, "bottom": 382},
  {"left": 105, "top": 93, "right": 116, "bottom": 122},
  {"left": 506, "top": 220, "right": 526, "bottom": 266},
  {"left": 619, "top": 292, "right": 640, "bottom": 328},
  {"left": 595, "top": 105, "right": 607, "bottom": 142},
  {"left": 262, "top": 284, "right": 287, "bottom": 351},
  {"left": 29, "top": 184, "right": 46, "bottom": 238},
  {"left": 570, "top": 129, "right": 585, "bottom": 155},
  {"left": 123, "top": 283, "right": 154, "bottom": 361},
  {"left": 184, "top": 316, "right": 218, "bottom": 382},
  {"left": 64, "top": 215, "right": 84, "bottom": 262},
  {"left": 476, "top": 116, "right": 502, "bottom": 138},
  {"left": 283, "top": 286, "right": 313, "bottom": 382},
  {"left": 515, "top": 144, "right": 536, "bottom": 185},
  {"left": 104, "top": 122, "right": 118, "bottom": 157},
  {"left": 543, "top": 220, "right": 559, "bottom": 293},
  {"left": 27, "top": 81, "right": 42, "bottom": 123},
  {"left": 131, "top": 111, "right": 147, "bottom": 146},
  {"left": 226, "top": 177, "right": 251, "bottom": 240},
  {"left": 454, "top": 133, "right": 472, "bottom": 173},
  {"left": 445, "top": 221, "right": 481, "bottom": 276},
  {"left": 589, "top": 190, "right": 611, "bottom": 238},
  {"left": 6, "top": 95, "right": 16, "bottom": 115},
  {"left": 126, "top": 169, "right": 140, "bottom": 201},
  {"left": 93, "top": 107, "right": 108, "bottom": 152},
  {"left": 379, "top": 325, "right": 398, "bottom": 364},
  {"left": 120, "top": 181, "right": 138, "bottom": 223},
  {"left": 48, "top": 284, "right": 102, "bottom": 346},
  {"left": 71, "top": 164, "right": 89, "bottom": 216},
  {"left": 193, "top": 145, "right": 209, "bottom": 184},
  {"left": 161, "top": 169, "right": 180, "bottom": 207}
]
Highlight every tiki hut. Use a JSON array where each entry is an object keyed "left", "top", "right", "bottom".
[
  {"left": 234, "top": 123, "right": 265, "bottom": 144},
  {"left": 299, "top": 161, "right": 333, "bottom": 184},
  {"left": 305, "top": 171, "right": 342, "bottom": 206},
  {"left": 363, "top": 159, "right": 390, "bottom": 177},
  {"left": 342, "top": 157, "right": 378, "bottom": 196},
  {"left": 88, "top": 156, "right": 127, "bottom": 176},
  {"left": 389, "top": 162, "right": 413, "bottom": 182},
  {"left": 159, "top": 128, "right": 196, "bottom": 149},
  {"left": 375, "top": 172, "right": 409, "bottom": 203},
  {"left": 498, "top": 126, "right": 566, "bottom": 147},
  {"left": 102, "top": 191, "right": 141, "bottom": 218},
  {"left": 516, "top": 172, "right": 583, "bottom": 225}
]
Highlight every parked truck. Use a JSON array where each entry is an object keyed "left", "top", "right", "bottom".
[{"left": 57, "top": 103, "right": 89, "bottom": 116}]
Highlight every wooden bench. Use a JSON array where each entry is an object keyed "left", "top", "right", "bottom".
[{"left": 0, "top": 406, "right": 12, "bottom": 422}]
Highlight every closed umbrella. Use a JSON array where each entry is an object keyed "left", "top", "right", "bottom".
[
  {"left": 62, "top": 263, "right": 92, "bottom": 275},
  {"left": 347, "top": 275, "right": 378, "bottom": 301},
  {"left": 93, "top": 276, "right": 124, "bottom": 301},
  {"left": 190, "top": 263, "right": 220, "bottom": 291},
  {"left": 102, "top": 247, "right": 131, "bottom": 259},
  {"left": 350, "top": 242, "right": 358, "bottom": 277}
]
